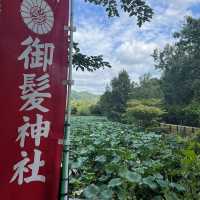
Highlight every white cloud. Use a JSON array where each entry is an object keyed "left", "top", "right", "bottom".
[
  {"left": 73, "top": 0, "right": 200, "bottom": 94},
  {"left": 115, "top": 40, "right": 157, "bottom": 65}
]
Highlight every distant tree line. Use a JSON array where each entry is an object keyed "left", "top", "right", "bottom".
[{"left": 91, "top": 71, "right": 164, "bottom": 127}]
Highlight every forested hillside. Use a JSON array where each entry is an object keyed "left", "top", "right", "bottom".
[
  {"left": 71, "top": 90, "right": 99, "bottom": 116},
  {"left": 71, "top": 90, "right": 99, "bottom": 102}
]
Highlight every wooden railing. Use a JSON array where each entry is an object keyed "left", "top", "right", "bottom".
[{"left": 160, "top": 123, "right": 200, "bottom": 135}]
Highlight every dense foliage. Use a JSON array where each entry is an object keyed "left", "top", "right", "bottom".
[
  {"left": 71, "top": 90, "right": 99, "bottom": 115},
  {"left": 124, "top": 99, "right": 165, "bottom": 127},
  {"left": 69, "top": 116, "right": 200, "bottom": 200},
  {"left": 130, "top": 73, "right": 163, "bottom": 100},
  {"left": 94, "top": 72, "right": 163, "bottom": 126},
  {"left": 153, "top": 17, "right": 200, "bottom": 127},
  {"left": 71, "top": 100, "right": 95, "bottom": 115},
  {"left": 98, "top": 70, "right": 132, "bottom": 121}
]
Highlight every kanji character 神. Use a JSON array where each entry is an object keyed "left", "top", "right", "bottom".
[
  {"left": 18, "top": 36, "right": 55, "bottom": 71},
  {"left": 16, "top": 114, "right": 50, "bottom": 148},
  {"left": 10, "top": 149, "right": 46, "bottom": 185},
  {"left": 20, "top": 73, "right": 51, "bottom": 112}
]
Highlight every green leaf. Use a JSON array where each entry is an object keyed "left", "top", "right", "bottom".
[
  {"left": 169, "top": 183, "right": 186, "bottom": 192},
  {"left": 164, "top": 192, "right": 180, "bottom": 200},
  {"left": 95, "top": 155, "right": 106, "bottom": 163},
  {"left": 154, "top": 173, "right": 163, "bottom": 180},
  {"left": 83, "top": 184, "right": 99, "bottom": 199},
  {"left": 108, "top": 178, "right": 122, "bottom": 187},
  {"left": 116, "top": 188, "right": 128, "bottom": 200},
  {"left": 156, "top": 179, "right": 168, "bottom": 188},
  {"left": 99, "top": 175, "right": 109, "bottom": 182},
  {"left": 105, "top": 163, "right": 119, "bottom": 173},
  {"left": 142, "top": 176, "right": 157, "bottom": 190},
  {"left": 71, "top": 157, "right": 84, "bottom": 169},
  {"left": 99, "top": 189, "right": 113, "bottom": 199},
  {"left": 152, "top": 196, "right": 163, "bottom": 200},
  {"left": 120, "top": 169, "right": 142, "bottom": 183}
]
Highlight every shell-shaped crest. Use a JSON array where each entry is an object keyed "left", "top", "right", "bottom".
[{"left": 20, "top": 0, "right": 54, "bottom": 35}]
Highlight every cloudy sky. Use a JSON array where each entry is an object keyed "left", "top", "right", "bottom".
[{"left": 73, "top": 0, "right": 200, "bottom": 94}]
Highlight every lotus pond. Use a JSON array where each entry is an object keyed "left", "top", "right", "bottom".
[{"left": 69, "top": 116, "right": 200, "bottom": 200}]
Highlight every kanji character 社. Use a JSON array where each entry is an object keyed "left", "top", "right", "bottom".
[
  {"left": 25, "top": 149, "right": 46, "bottom": 183},
  {"left": 10, "top": 150, "right": 46, "bottom": 185},
  {"left": 10, "top": 151, "right": 30, "bottom": 185}
]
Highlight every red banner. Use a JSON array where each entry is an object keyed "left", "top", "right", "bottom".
[{"left": 0, "top": 0, "right": 69, "bottom": 199}]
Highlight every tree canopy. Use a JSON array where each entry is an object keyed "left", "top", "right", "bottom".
[
  {"left": 153, "top": 17, "right": 200, "bottom": 106},
  {"left": 73, "top": 43, "right": 111, "bottom": 72},
  {"left": 98, "top": 70, "right": 132, "bottom": 121},
  {"left": 153, "top": 17, "right": 200, "bottom": 126},
  {"left": 131, "top": 73, "right": 163, "bottom": 100},
  {"left": 85, "top": 0, "right": 153, "bottom": 27}
]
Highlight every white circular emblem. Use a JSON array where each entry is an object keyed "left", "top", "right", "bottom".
[{"left": 20, "top": 0, "right": 54, "bottom": 35}]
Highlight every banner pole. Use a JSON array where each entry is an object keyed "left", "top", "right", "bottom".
[{"left": 60, "top": 0, "right": 74, "bottom": 199}]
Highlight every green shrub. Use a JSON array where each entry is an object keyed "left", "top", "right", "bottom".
[
  {"left": 71, "top": 106, "right": 78, "bottom": 115},
  {"left": 124, "top": 99, "right": 165, "bottom": 128},
  {"left": 72, "top": 100, "right": 96, "bottom": 116},
  {"left": 89, "top": 103, "right": 103, "bottom": 116},
  {"left": 183, "top": 102, "right": 200, "bottom": 127},
  {"left": 164, "top": 102, "right": 200, "bottom": 127}
]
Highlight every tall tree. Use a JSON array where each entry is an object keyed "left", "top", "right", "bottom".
[
  {"left": 99, "top": 70, "right": 131, "bottom": 121},
  {"left": 153, "top": 17, "right": 200, "bottom": 126},
  {"left": 153, "top": 17, "right": 200, "bottom": 106},
  {"left": 131, "top": 73, "right": 163, "bottom": 100}
]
